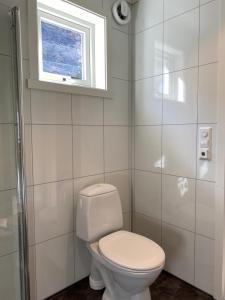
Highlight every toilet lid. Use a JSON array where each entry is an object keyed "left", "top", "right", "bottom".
[{"left": 98, "top": 231, "right": 165, "bottom": 271}]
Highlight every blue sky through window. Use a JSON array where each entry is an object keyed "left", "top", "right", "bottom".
[{"left": 41, "top": 20, "right": 83, "bottom": 79}]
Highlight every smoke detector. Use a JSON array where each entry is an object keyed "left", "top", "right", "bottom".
[{"left": 112, "top": 0, "right": 131, "bottom": 25}]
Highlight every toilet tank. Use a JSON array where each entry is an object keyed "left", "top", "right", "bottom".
[{"left": 76, "top": 183, "right": 123, "bottom": 242}]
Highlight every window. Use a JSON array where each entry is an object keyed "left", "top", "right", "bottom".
[{"left": 34, "top": 0, "right": 108, "bottom": 91}]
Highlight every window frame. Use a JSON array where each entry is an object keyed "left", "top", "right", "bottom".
[{"left": 27, "top": 0, "right": 112, "bottom": 98}]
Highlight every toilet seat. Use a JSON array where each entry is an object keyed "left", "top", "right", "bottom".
[{"left": 98, "top": 231, "right": 165, "bottom": 272}]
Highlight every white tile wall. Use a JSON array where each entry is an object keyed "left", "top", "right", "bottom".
[
  {"left": 9, "top": 0, "right": 132, "bottom": 298},
  {"left": 133, "top": 0, "right": 218, "bottom": 295}
]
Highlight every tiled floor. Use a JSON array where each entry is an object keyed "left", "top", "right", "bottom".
[{"left": 47, "top": 271, "right": 213, "bottom": 300}]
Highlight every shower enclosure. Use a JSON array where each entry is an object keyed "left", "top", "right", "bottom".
[{"left": 0, "top": 5, "right": 30, "bottom": 300}]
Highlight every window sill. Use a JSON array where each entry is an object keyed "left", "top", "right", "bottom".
[{"left": 27, "top": 79, "right": 112, "bottom": 99}]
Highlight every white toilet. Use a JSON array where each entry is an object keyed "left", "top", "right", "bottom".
[{"left": 76, "top": 183, "right": 165, "bottom": 300}]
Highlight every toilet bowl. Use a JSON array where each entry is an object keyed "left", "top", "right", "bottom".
[{"left": 76, "top": 184, "right": 165, "bottom": 300}]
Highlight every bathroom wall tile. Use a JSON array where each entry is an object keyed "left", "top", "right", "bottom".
[
  {"left": 135, "top": 126, "right": 162, "bottom": 172},
  {"left": 197, "top": 124, "right": 216, "bottom": 182},
  {"left": 162, "top": 223, "right": 195, "bottom": 284},
  {"left": 164, "top": 10, "right": 199, "bottom": 73},
  {"left": 32, "top": 125, "right": 73, "bottom": 184},
  {"left": 163, "top": 68, "right": 198, "bottom": 124},
  {"left": 27, "top": 186, "right": 35, "bottom": 246},
  {"left": 195, "top": 235, "right": 214, "bottom": 295},
  {"left": 133, "top": 213, "right": 162, "bottom": 245},
  {"left": 104, "top": 78, "right": 130, "bottom": 126},
  {"left": 0, "top": 125, "right": 16, "bottom": 190},
  {"left": 0, "top": 189, "right": 18, "bottom": 256},
  {"left": 105, "top": 170, "right": 131, "bottom": 213},
  {"left": 0, "top": 252, "right": 20, "bottom": 300},
  {"left": 123, "top": 212, "right": 131, "bottom": 231},
  {"left": 199, "top": 0, "right": 219, "bottom": 65},
  {"left": 73, "top": 126, "right": 104, "bottom": 177},
  {"left": 29, "top": 246, "right": 36, "bottom": 300},
  {"left": 135, "top": 76, "right": 163, "bottom": 125},
  {"left": 36, "top": 233, "right": 75, "bottom": 300},
  {"left": 198, "top": 63, "right": 218, "bottom": 124},
  {"left": 0, "top": 55, "right": 14, "bottom": 123},
  {"left": 0, "top": 4, "right": 11, "bottom": 55},
  {"left": 104, "top": 126, "right": 129, "bottom": 172},
  {"left": 112, "top": 29, "right": 130, "bottom": 80},
  {"left": 74, "top": 236, "right": 91, "bottom": 282},
  {"left": 24, "top": 125, "right": 33, "bottom": 186},
  {"left": 164, "top": 0, "right": 199, "bottom": 20},
  {"left": 135, "top": 170, "right": 161, "bottom": 220},
  {"left": 162, "top": 175, "right": 195, "bottom": 232},
  {"left": 23, "top": 59, "right": 31, "bottom": 124},
  {"left": 163, "top": 125, "right": 197, "bottom": 178},
  {"left": 31, "top": 90, "right": 71, "bottom": 124},
  {"left": 72, "top": 95, "right": 103, "bottom": 126},
  {"left": 133, "top": 0, "right": 163, "bottom": 33},
  {"left": 196, "top": 180, "right": 215, "bottom": 239},
  {"left": 34, "top": 180, "right": 74, "bottom": 243},
  {"left": 72, "top": 0, "right": 102, "bottom": 11},
  {"left": 135, "top": 24, "right": 163, "bottom": 80}
]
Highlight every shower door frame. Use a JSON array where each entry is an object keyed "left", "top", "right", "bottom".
[{"left": 10, "top": 7, "right": 30, "bottom": 300}]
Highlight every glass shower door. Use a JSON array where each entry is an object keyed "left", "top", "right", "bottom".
[{"left": 0, "top": 5, "right": 29, "bottom": 300}]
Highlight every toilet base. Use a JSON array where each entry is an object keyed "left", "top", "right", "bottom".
[{"left": 102, "top": 288, "right": 151, "bottom": 300}]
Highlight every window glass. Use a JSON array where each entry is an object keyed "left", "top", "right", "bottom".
[{"left": 41, "top": 20, "right": 84, "bottom": 80}]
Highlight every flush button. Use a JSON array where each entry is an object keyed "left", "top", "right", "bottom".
[{"left": 199, "top": 127, "right": 212, "bottom": 160}]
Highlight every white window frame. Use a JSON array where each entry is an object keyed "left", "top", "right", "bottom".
[{"left": 27, "top": 0, "right": 112, "bottom": 98}]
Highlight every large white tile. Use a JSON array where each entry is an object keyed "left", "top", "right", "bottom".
[
  {"left": 135, "top": 24, "right": 163, "bottom": 80},
  {"left": 73, "top": 0, "right": 102, "bottom": 11},
  {"left": 34, "top": 180, "right": 74, "bottom": 243},
  {"left": 135, "top": 171, "right": 161, "bottom": 220},
  {"left": 195, "top": 235, "right": 215, "bottom": 295},
  {"left": 164, "top": 0, "right": 199, "bottom": 20},
  {"left": 24, "top": 125, "right": 33, "bottom": 186},
  {"left": 163, "top": 68, "right": 198, "bottom": 124},
  {"left": 133, "top": 213, "right": 162, "bottom": 245},
  {"left": 105, "top": 170, "right": 131, "bottom": 212},
  {"left": 72, "top": 95, "right": 103, "bottom": 126},
  {"left": 36, "top": 233, "right": 75, "bottom": 300},
  {"left": 112, "top": 29, "right": 130, "bottom": 80},
  {"left": 135, "top": 126, "right": 162, "bottom": 172},
  {"left": 0, "top": 252, "right": 20, "bottom": 300},
  {"left": 162, "top": 223, "right": 195, "bottom": 284},
  {"left": 196, "top": 180, "right": 215, "bottom": 239},
  {"left": 199, "top": 0, "right": 219, "bottom": 65},
  {"left": 0, "top": 189, "right": 18, "bottom": 256},
  {"left": 104, "top": 78, "right": 130, "bottom": 126},
  {"left": 74, "top": 236, "right": 91, "bottom": 282},
  {"left": 32, "top": 125, "right": 73, "bottom": 184},
  {"left": 135, "top": 76, "right": 163, "bottom": 125},
  {"left": 198, "top": 63, "right": 218, "bottom": 123},
  {"left": 162, "top": 175, "right": 195, "bottom": 231},
  {"left": 23, "top": 59, "right": 31, "bottom": 124},
  {"left": 197, "top": 124, "right": 216, "bottom": 181},
  {"left": 0, "top": 125, "right": 16, "bottom": 190},
  {"left": 29, "top": 246, "right": 36, "bottom": 300},
  {"left": 164, "top": 10, "right": 199, "bottom": 73},
  {"left": 27, "top": 187, "right": 35, "bottom": 246},
  {"left": 104, "top": 126, "right": 129, "bottom": 172},
  {"left": 31, "top": 90, "right": 71, "bottom": 124},
  {"left": 123, "top": 212, "right": 131, "bottom": 231},
  {"left": 0, "top": 4, "right": 11, "bottom": 55},
  {"left": 163, "top": 125, "right": 197, "bottom": 178},
  {"left": 133, "top": 0, "right": 163, "bottom": 33},
  {"left": 0, "top": 55, "right": 14, "bottom": 123},
  {"left": 73, "top": 126, "right": 104, "bottom": 177}
]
